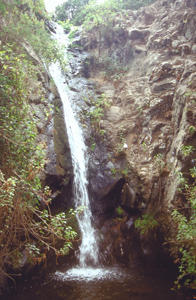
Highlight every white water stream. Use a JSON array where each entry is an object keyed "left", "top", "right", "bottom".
[{"left": 49, "top": 25, "right": 98, "bottom": 268}]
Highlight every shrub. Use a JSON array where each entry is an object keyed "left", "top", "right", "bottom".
[
  {"left": 171, "top": 164, "right": 196, "bottom": 289},
  {"left": 181, "top": 145, "right": 195, "bottom": 157},
  {"left": 0, "top": 0, "right": 64, "bottom": 65},
  {"left": 0, "top": 1, "right": 76, "bottom": 284},
  {"left": 135, "top": 214, "right": 158, "bottom": 235},
  {"left": 88, "top": 93, "right": 111, "bottom": 134}
]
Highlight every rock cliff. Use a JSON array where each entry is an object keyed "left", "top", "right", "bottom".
[
  {"left": 24, "top": 51, "right": 73, "bottom": 213},
  {"left": 64, "top": 0, "right": 196, "bottom": 265},
  {"left": 78, "top": 0, "right": 196, "bottom": 214}
]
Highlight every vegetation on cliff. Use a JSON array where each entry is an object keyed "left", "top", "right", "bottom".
[
  {"left": 170, "top": 160, "right": 196, "bottom": 289},
  {"left": 54, "top": 0, "right": 157, "bottom": 26},
  {"left": 0, "top": 0, "right": 76, "bottom": 287}
]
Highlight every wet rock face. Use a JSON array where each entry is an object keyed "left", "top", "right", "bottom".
[
  {"left": 28, "top": 63, "right": 73, "bottom": 212},
  {"left": 98, "top": 214, "right": 168, "bottom": 268},
  {"left": 98, "top": 216, "right": 144, "bottom": 267},
  {"left": 44, "top": 94, "right": 74, "bottom": 212},
  {"left": 97, "top": 211, "right": 173, "bottom": 269},
  {"left": 64, "top": 36, "right": 143, "bottom": 222}
]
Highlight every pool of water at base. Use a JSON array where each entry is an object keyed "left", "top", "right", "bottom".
[{"left": 1, "top": 267, "right": 189, "bottom": 300}]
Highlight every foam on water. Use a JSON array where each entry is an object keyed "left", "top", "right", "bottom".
[{"left": 53, "top": 267, "right": 126, "bottom": 282}]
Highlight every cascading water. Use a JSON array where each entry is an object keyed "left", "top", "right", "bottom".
[
  {"left": 0, "top": 23, "right": 187, "bottom": 300},
  {"left": 49, "top": 24, "right": 98, "bottom": 267}
]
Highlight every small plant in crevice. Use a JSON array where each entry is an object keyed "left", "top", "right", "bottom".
[
  {"left": 90, "top": 141, "right": 96, "bottom": 152},
  {"left": 135, "top": 214, "right": 158, "bottom": 235},
  {"left": 100, "top": 129, "right": 106, "bottom": 137},
  {"left": 110, "top": 167, "right": 118, "bottom": 178},
  {"left": 96, "top": 56, "right": 128, "bottom": 83},
  {"left": 89, "top": 106, "right": 104, "bottom": 133},
  {"left": 110, "top": 165, "right": 130, "bottom": 179},
  {"left": 115, "top": 143, "right": 126, "bottom": 156},
  {"left": 118, "top": 125, "right": 126, "bottom": 139},
  {"left": 185, "top": 83, "right": 196, "bottom": 102},
  {"left": 115, "top": 206, "right": 125, "bottom": 218},
  {"left": 181, "top": 145, "right": 195, "bottom": 157},
  {"left": 142, "top": 141, "right": 148, "bottom": 152},
  {"left": 55, "top": 105, "right": 60, "bottom": 113},
  {"left": 115, "top": 125, "right": 127, "bottom": 156},
  {"left": 176, "top": 171, "right": 189, "bottom": 192},
  {"left": 190, "top": 166, "right": 196, "bottom": 178},
  {"left": 90, "top": 136, "right": 96, "bottom": 152},
  {"left": 136, "top": 105, "right": 143, "bottom": 116},
  {"left": 44, "top": 103, "right": 54, "bottom": 120},
  {"left": 153, "top": 153, "right": 165, "bottom": 173},
  {"left": 88, "top": 93, "right": 111, "bottom": 135},
  {"left": 189, "top": 126, "right": 195, "bottom": 135},
  {"left": 120, "top": 167, "right": 130, "bottom": 178}
]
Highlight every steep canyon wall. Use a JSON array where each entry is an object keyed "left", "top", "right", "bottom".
[
  {"left": 64, "top": 0, "right": 196, "bottom": 266},
  {"left": 78, "top": 0, "right": 196, "bottom": 219}
]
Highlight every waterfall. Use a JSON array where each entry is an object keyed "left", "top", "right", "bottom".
[{"left": 49, "top": 25, "right": 98, "bottom": 267}]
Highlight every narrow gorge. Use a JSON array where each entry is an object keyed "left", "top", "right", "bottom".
[
  {"left": 0, "top": 0, "right": 196, "bottom": 298},
  {"left": 46, "top": 0, "right": 196, "bottom": 271}
]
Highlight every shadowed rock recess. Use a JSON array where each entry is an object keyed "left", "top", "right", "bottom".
[{"left": 54, "top": 0, "right": 196, "bottom": 267}]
